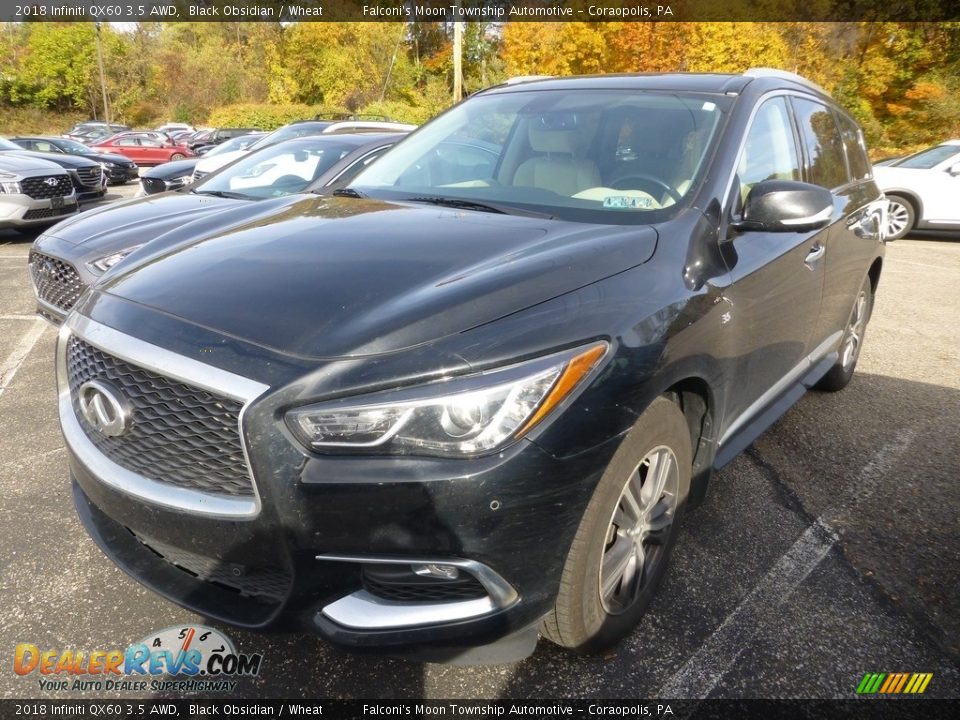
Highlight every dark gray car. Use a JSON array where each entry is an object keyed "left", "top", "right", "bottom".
[{"left": 28, "top": 133, "right": 404, "bottom": 323}]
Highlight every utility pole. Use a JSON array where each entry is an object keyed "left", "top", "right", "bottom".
[
  {"left": 94, "top": 22, "right": 111, "bottom": 124},
  {"left": 453, "top": 19, "right": 463, "bottom": 103}
]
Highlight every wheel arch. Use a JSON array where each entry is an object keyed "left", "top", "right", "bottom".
[
  {"left": 867, "top": 256, "right": 883, "bottom": 294},
  {"left": 884, "top": 188, "right": 924, "bottom": 221},
  {"left": 661, "top": 376, "right": 717, "bottom": 508}
]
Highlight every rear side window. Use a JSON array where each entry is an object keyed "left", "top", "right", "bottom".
[
  {"left": 837, "top": 113, "right": 871, "bottom": 181},
  {"left": 792, "top": 97, "right": 848, "bottom": 189},
  {"left": 736, "top": 96, "right": 801, "bottom": 203}
]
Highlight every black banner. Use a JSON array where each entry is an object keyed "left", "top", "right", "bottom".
[
  {"left": 1, "top": 699, "right": 960, "bottom": 720},
  {"left": 1, "top": 0, "right": 959, "bottom": 23}
]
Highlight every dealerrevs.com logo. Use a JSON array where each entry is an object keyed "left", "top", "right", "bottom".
[{"left": 14, "top": 625, "right": 263, "bottom": 693}]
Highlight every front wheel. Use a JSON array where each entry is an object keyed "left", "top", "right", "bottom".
[
  {"left": 541, "top": 397, "right": 691, "bottom": 652},
  {"left": 815, "top": 276, "right": 874, "bottom": 392},
  {"left": 170, "top": 153, "right": 186, "bottom": 161},
  {"left": 885, "top": 195, "right": 915, "bottom": 241}
]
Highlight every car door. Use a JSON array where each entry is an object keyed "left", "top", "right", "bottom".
[
  {"left": 114, "top": 137, "right": 143, "bottom": 163},
  {"left": 137, "top": 138, "right": 166, "bottom": 164},
  {"left": 717, "top": 95, "right": 827, "bottom": 442},
  {"left": 798, "top": 103, "right": 885, "bottom": 346},
  {"left": 923, "top": 150, "right": 960, "bottom": 225}
]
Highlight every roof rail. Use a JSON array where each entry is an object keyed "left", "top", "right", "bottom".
[
  {"left": 744, "top": 67, "right": 828, "bottom": 96},
  {"left": 503, "top": 75, "right": 553, "bottom": 85}
]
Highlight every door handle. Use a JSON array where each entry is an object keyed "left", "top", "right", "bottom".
[{"left": 804, "top": 243, "right": 825, "bottom": 267}]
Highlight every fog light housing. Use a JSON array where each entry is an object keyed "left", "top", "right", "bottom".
[{"left": 412, "top": 563, "right": 460, "bottom": 580}]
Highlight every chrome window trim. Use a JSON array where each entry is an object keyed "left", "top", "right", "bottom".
[
  {"left": 58, "top": 315, "right": 269, "bottom": 519},
  {"left": 317, "top": 553, "right": 519, "bottom": 630}
]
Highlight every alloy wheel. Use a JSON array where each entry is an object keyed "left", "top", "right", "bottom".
[
  {"left": 598, "top": 446, "right": 679, "bottom": 615},
  {"left": 886, "top": 199, "right": 910, "bottom": 239},
  {"left": 841, "top": 289, "right": 869, "bottom": 370}
]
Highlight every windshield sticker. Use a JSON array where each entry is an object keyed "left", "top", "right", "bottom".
[{"left": 603, "top": 195, "right": 656, "bottom": 210}]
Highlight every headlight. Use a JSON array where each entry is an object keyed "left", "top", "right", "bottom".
[
  {"left": 165, "top": 174, "right": 194, "bottom": 189},
  {"left": 0, "top": 172, "right": 20, "bottom": 194},
  {"left": 286, "top": 342, "right": 608, "bottom": 457},
  {"left": 100, "top": 162, "right": 116, "bottom": 169},
  {"left": 86, "top": 244, "right": 144, "bottom": 273}
]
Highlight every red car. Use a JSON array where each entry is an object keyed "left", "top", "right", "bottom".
[{"left": 89, "top": 133, "right": 193, "bottom": 166}]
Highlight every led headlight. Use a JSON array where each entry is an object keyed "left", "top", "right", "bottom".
[
  {"left": 285, "top": 342, "right": 608, "bottom": 457},
  {"left": 0, "top": 172, "right": 20, "bottom": 194},
  {"left": 86, "top": 244, "right": 144, "bottom": 273},
  {"left": 100, "top": 162, "right": 116, "bottom": 169},
  {"left": 166, "top": 174, "right": 194, "bottom": 189}
]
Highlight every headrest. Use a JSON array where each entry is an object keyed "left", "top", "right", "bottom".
[{"left": 528, "top": 127, "right": 579, "bottom": 154}]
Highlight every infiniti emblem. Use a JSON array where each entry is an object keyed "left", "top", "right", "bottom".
[
  {"left": 78, "top": 380, "right": 131, "bottom": 437},
  {"left": 44, "top": 177, "right": 59, "bottom": 187}
]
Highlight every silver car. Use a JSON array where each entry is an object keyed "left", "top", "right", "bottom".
[{"left": 0, "top": 154, "right": 79, "bottom": 231}]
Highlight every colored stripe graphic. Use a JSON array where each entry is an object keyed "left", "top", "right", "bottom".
[{"left": 857, "top": 672, "right": 932, "bottom": 694}]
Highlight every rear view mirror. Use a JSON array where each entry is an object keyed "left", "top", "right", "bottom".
[
  {"left": 735, "top": 180, "right": 834, "bottom": 232},
  {"left": 294, "top": 150, "right": 308, "bottom": 162}
]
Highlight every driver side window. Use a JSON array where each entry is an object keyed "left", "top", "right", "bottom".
[{"left": 737, "top": 97, "right": 801, "bottom": 205}]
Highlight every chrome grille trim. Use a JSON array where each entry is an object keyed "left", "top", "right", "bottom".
[
  {"left": 58, "top": 316, "right": 269, "bottom": 519},
  {"left": 29, "top": 250, "right": 84, "bottom": 312}
]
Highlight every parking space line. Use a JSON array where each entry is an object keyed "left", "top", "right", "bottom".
[
  {"left": 658, "top": 431, "right": 916, "bottom": 699},
  {"left": 0, "top": 314, "right": 38, "bottom": 321},
  {"left": 0, "top": 318, "right": 46, "bottom": 399}
]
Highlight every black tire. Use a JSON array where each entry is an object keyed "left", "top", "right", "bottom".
[
  {"left": 541, "top": 396, "right": 691, "bottom": 652},
  {"left": 170, "top": 153, "right": 186, "bottom": 161},
  {"left": 814, "top": 276, "right": 874, "bottom": 392},
  {"left": 885, "top": 194, "right": 915, "bottom": 241}
]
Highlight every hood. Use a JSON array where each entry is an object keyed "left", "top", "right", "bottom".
[
  {"left": 0, "top": 153, "right": 67, "bottom": 174},
  {"left": 195, "top": 149, "right": 246, "bottom": 173},
  {"left": 142, "top": 159, "right": 198, "bottom": 180},
  {"left": 102, "top": 196, "right": 658, "bottom": 359},
  {"left": 92, "top": 152, "right": 136, "bottom": 166},
  {"left": 2, "top": 150, "right": 100, "bottom": 170},
  {"left": 43, "top": 192, "right": 243, "bottom": 248}
]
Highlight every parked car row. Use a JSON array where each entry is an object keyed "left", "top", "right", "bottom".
[{"left": 22, "top": 70, "right": 895, "bottom": 664}]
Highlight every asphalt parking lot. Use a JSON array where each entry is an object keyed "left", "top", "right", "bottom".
[{"left": 0, "top": 200, "right": 957, "bottom": 699}]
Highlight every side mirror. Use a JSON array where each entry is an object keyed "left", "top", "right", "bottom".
[
  {"left": 734, "top": 180, "right": 834, "bottom": 232},
  {"left": 947, "top": 163, "right": 960, "bottom": 177}
]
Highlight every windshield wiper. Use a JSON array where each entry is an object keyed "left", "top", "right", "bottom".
[
  {"left": 331, "top": 187, "right": 366, "bottom": 198},
  {"left": 190, "top": 189, "right": 252, "bottom": 200},
  {"left": 403, "top": 195, "right": 553, "bottom": 219}
]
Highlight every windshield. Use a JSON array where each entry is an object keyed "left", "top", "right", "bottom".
[
  {"left": 350, "top": 89, "right": 727, "bottom": 223},
  {"left": 0, "top": 138, "right": 23, "bottom": 150},
  {"left": 194, "top": 141, "right": 357, "bottom": 199},
  {"left": 59, "top": 139, "right": 94, "bottom": 154},
  {"left": 893, "top": 144, "right": 960, "bottom": 169},
  {"left": 206, "top": 135, "right": 258, "bottom": 156},
  {"left": 248, "top": 124, "right": 330, "bottom": 152}
]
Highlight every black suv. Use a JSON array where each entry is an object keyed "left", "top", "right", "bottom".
[{"left": 59, "top": 70, "right": 885, "bottom": 661}]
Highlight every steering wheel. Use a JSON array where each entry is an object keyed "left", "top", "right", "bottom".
[
  {"left": 271, "top": 175, "right": 305, "bottom": 188},
  {"left": 611, "top": 174, "right": 682, "bottom": 203}
]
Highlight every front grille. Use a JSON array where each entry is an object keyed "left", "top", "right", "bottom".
[
  {"left": 29, "top": 251, "right": 84, "bottom": 311},
  {"left": 362, "top": 569, "right": 488, "bottom": 603},
  {"left": 140, "top": 177, "right": 167, "bottom": 195},
  {"left": 131, "top": 530, "right": 291, "bottom": 604},
  {"left": 74, "top": 166, "right": 102, "bottom": 187},
  {"left": 23, "top": 204, "right": 76, "bottom": 221},
  {"left": 21, "top": 174, "right": 73, "bottom": 199},
  {"left": 67, "top": 337, "right": 254, "bottom": 497}
]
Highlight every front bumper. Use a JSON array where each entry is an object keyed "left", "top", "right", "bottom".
[
  {"left": 59, "top": 314, "right": 615, "bottom": 657},
  {"left": 104, "top": 165, "right": 139, "bottom": 184},
  {"left": 0, "top": 193, "right": 78, "bottom": 228}
]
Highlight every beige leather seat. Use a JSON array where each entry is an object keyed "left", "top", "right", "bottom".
[{"left": 513, "top": 126, "right": 601, "bottom": 196}]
